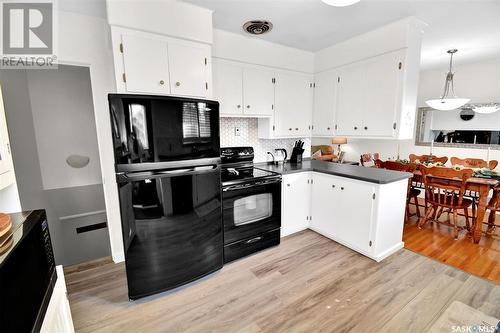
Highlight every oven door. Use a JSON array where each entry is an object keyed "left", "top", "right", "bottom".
[{"left": 222, "top": 178, "right": 281, "bottom": 245}]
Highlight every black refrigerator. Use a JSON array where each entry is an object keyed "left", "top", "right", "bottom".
[{"left": 108, "top": 94, "right": 223, "bottom": 300}]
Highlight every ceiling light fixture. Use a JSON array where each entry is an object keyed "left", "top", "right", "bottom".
[
  {"left": 321, "top": 0, "right": 360, "bottom": 7},
  {"left": 425, "top": 49, "right": 470, "bottom": 111},
  {"left": 472, "top": 103, "right": 500, "bottom": 114}
]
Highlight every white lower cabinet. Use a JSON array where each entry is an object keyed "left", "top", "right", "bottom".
[
  {"left": 40, "top": 266, "right": 75, "bottom": 333},
  {"left": 310, "top": 173, "right": 374, "bottom": 254},
  {"left": 281, "top": 173, "right": 311, "bottom": 237},
  {"left": 282, "top": 171, "right": 407, "bottom": 261}
]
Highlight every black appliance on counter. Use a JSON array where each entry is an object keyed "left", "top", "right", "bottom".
[
  {"left": 109, "top": 94, "right": 223, "bottom": 300},
  {"left": 221, "top": 147, "right": 282, "bottom": 263},
  {"left": 0, "top": 210, "right": 56, "bottom": 333}
]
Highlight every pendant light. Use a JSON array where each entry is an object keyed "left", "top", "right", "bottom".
[
  {"left": 425, "top": 49, "right": 470, "bottom": 111},
  {"left": 321, "top": 0, "right": 360, "bottom": 7}
]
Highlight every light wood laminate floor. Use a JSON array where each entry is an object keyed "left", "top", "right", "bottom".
[{"left": 65, "top": 230, "right": 500, "bottom": 333}]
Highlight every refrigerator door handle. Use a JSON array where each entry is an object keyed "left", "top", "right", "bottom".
[{"left": 118, "top": 165, "right": 220, "bottom": 183}]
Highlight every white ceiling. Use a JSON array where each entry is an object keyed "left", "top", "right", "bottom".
[{"left": 183, "top": 0, "right": 500, "bottom": 69}]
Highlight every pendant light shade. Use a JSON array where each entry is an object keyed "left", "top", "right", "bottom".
[
  {"left": 426, "top": 98, "right": 471, "bottom": 111},
  {"left": 321, "top": 0, "right": 360, "bottom": 7},
  {"left": 473, "top": 104, "right": 500, "bottom": 114},
  {"left": 425, "top": 49, "right": 470, "bottom": 111}
]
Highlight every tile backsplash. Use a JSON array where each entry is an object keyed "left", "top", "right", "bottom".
[{"left": 220, "top": 118, "right": 311, "bottom": 163}]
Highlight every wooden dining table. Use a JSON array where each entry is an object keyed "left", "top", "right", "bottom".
[{"left": 412, "top": 170, "right": 499, "bottom": 243}]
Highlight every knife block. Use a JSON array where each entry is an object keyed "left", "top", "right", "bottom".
[{"left": 290, "top": 147, "right": 304, "bottom": 164}]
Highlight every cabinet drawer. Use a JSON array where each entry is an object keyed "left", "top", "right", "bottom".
[{"left": 224, "top": 229, "right": 280, "bottom": 263}]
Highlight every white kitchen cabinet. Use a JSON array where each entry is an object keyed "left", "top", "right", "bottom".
[
  {"left": 0, "top": 86, "right": 15, "bottom": 191},
  {"left": 260, "top": 71, "right": 313, "bottom": 138},
  {"left": 213, "top": 60, "right": 244, "bottom": 116},
  {"left": 242, "top": 67, "right": 274, "bottom": 117},
  {"left": 112, "top": 27, "right": 211, "bottom": 98},
  {"left": 213, "top": 60, "right": 274, "bottom": 117},
  {"left": 121, "top": 34, "right": 170, "bottom": 94},
  {"left": 311, "top": 174, "right": 375, "bottom": 254},
  {"left": 40, "top": 266, "right": 75, "bottom": 333},
  {"left": 274, "top": 71, "right": 313, "bottom": 137},
  {"left": 168, "top": 42, "right": 211, "bottom": 98},
  {"left": 309, "top": 171, "right": 407, "bottom": 261},
  {"left": 281, "top": 173, "right": 311, "bottom": 237},
  {"left": 335, "top": 49, "right": 415, "bottom": 139},
  {"left": 312, "top": 70, "right": 337, "bottom": 137}
]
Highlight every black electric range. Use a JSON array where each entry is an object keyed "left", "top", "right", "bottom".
[{"left": 220, "top": 147, "right": 282, "bottom": 263}]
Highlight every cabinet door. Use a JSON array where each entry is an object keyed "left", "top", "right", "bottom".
[
  {"left": 282, "top": 173, "right": 311, "bottom": 237},
  {"left": 213, "top": 60, "right": 244, "bottom": 116},
  {"left": 243, "top": 67, "right": 274, "bottom": 116},
  {"left": 168, "top": 42, "right": 210, "bottom": 98},
  {"left": 313, "top": 70, "right": 337, "bottom": 137},
  {"left": 274, "top": 72, "right": 313, "bottom": 137},
  {"left": 122, "top": 34, "right": 170, "bottom": 94},
  {"left": 40, "top": 266, "right": 75, "bottom": 333},
  {"left": 310, "top": 173, "right": 338, "bottom": 234},
  {"left": 333, "top": 177, "right": 374, "bottom": 253},
  {"left": 362, "top": 50, "right": 404, "bottom": 137},
  {"left": 335, "top": 62, "right": 364, "bottom": 136}
]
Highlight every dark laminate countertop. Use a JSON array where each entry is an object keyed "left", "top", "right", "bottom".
[{"left": 255, "top": 160, "right": 412, "bottom": 184}]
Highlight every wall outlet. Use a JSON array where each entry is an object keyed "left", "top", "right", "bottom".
[{"left": 234, "top": 127, "right": 241, "bottom": 136}]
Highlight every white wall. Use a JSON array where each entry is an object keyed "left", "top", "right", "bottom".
[
  {"left": 213, "top": 29, "right": 314, "bottom": 73},
  {"left": 314, "top": 17, "right": 426, "bottom": 72},
  {"left": 312, "top": 58, "right": 500, "bottom": 168},
  {"left": 27, "top": 66, "right": 102, "bottom": 190},
  {"left": 0, "top": 184, "right": 21, "bottom": 213},
  {"left": 106, "top": 0, "right": 213, "bottom": 44},
  {"left": 56, "top": 11, "right": 123, "bottom": 262}
]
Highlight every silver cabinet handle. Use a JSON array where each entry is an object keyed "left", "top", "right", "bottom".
[
  {"left": 364, "top": 126, "right": 368, "bottom": 130},
  {"left": 289, "top": 128, "right": 292, "bottom": 131},
  {"left": 341, "top": 187, "right": 345, "bottom": 190},
  {"left": 332, "top": 184, "right": 335, "bottom": 188},
  {"left": 237, "top": 105, "right": 241, "bottom": 108},
  {"left": 176, "top": 81, "right": 181, "bottom": 87},
  {"left": 246, "top": 105, "right": 251, "bottom": 108},
  {"left": 159, "top": 80, "right": 165, "bottom": 85},
  {"left": 245, "top": 236, "right": 263, "bottom": 244},
  {"left": 327, "top": 127, "right": 331, "bottom": 130},
  {"left": 287, "top": 183, "right": 291, "bottom": 187},
  {"left": 295, "top": 128, "right": 299, "bottom": 131}
]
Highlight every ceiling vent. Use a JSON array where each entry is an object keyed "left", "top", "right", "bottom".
[{"left": 243, "top": 20, "right": 273, "bottom": 35}]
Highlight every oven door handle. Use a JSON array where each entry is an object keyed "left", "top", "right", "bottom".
[{"left": 222, "top": 178, "right": 281, "bottom": 192}]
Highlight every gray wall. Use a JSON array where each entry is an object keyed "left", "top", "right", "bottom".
[{"left": 0, "top": 66, "right": 111, "bottom": 266}]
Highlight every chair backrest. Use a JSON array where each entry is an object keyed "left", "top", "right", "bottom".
[
  {"left": 375, "top": 160, "right": 416, "bottom": 195},
  {"left": 409, "top": 154, "right": 448, "bottom": 165},
  {"left": 421, "top": 166, "right": 473, "bottom": 208},
  {"left": 450, "top": 157, "right": 498, "bottom": 170},
  {"left": 360, "top": 153, "right": 380, "bottom": 166}
]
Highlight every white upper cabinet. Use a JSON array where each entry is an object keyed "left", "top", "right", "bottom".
[
  {"left": 242, "top": 67, "right": 274, "bottom": 117},
  {"left": 335, "top": 48, "right": 416, "bottom": 139},
  {"left": 213, "top": 59, "right": 274, "bottom": 117},
  {"left": 213, "top": 60, "right": 243, "bottom": 115},
  {"left": 271, "top": 71, "right": 313, "bottom": 138},
  {"left": 168, "top": 42, "right": 210, "bottom": 98},
  {"left": 121, "top": 34, "right": 170, "bottom": 94},
  {"left": 111, "top": 27, "right": 212, "bottom": 98},
  {"left": 312, "top": 70, "right": 337, "bottom": 137}
]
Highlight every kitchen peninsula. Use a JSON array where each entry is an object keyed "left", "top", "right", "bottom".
[{"left": 257, "top": 160, "right": 412, "bottom": 261}]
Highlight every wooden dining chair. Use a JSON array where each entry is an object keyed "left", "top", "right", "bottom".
[
  {"left": 360, "top": 153, "right": 380, "bottom": 167},
  {"left": 418, "top": 167, "right": 473, "bottom": 239},
  {"left": 409, "top": 154, "right": 448, "bottom": 165},
  {"left": 450, "top": 157, "right": 498, "bottom": 170},
  {"left": 375, "top": 160, "right": 419, "bottom": 222},
  {"left": 485, "top": 186, "right": 499, "bottom": 237}
]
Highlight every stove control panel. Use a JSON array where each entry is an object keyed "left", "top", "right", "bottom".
[{"left": 221, "top": 147, "right": 254, "bottom": 164}]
